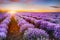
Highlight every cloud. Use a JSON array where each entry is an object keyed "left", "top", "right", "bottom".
[{"left": 50, "top": 6, "right": 60, "bottom": 8}]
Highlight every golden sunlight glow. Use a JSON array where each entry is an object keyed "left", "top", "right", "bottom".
[
  {"left": 0, "top": 7, "right": 60, "bottom": 12},
  {"left": 8, "top": 10, "right": 17, "bottom": 16}
]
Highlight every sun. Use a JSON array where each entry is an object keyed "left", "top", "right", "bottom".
[{"left": 8, "top": 10, "right": 17, "bottom": 16}]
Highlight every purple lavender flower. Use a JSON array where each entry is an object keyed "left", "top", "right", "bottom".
[
  {"left": 18, "top": 19, "right": 28, "bottom": 26},
  {"left": 1, "top": 16, "right": 11, "bottom": 25},
  {"left": 34, "top": 20, "right": 42, "bottom": 28},
  {"left": 23, "top": 28, "right": 49, "bottom": 40},
  {"left": 1, "top": 19, "right": 10, "bottom": 25},
  {"left": 0, "top": 24, "right": 8, "bottom": 29},
  {"left": 46, "top": 22, "right": 56, "bottom": 31},
  {"left": 0, "top": 28, "right": 7, "bottom": 33},
  {"left": 0, "top": 32, "right": 6, "bottom": 38},
  {"left": 20, "top": 24, "right": 35, "bottom": 32},
  {"left": 39, "top": 21, "right": 48, "bottom": 29},
  {"left": 24, "top": 17, "right": 31, "bottom": 22},
  {"left": 53, "top": 24, "right": 60, "bottom": 39}
]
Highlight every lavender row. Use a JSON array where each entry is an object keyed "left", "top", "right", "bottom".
[
  {"left": 14, "top": 15, "right": 49, "bottom": 40},
  {"left": 23, "top": 28, "right": 49, "bottom": 40},
  {"left": 0, "top": 13, "right": 10, "bottom": 23},
  {"left": 0, "top": 15, "right": 11, "bottom": 40},
  {"left": 14, "top": 15, "right": 35, "bottom": 33},
  {"left": 17, "top": 14, "right": 60, "bottom": 40}
]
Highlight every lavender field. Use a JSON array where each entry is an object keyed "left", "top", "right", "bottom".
[{"left": 0, "top": 12, "right": 60, "bottom": 40}]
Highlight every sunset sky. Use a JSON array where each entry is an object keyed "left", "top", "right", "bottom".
[{"left": 0, "top": 0, "right": 60, "bottom": 12}]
